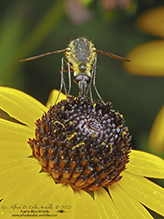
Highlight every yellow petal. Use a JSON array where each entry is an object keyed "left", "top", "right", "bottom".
[
  {"left": 47, "top": 184, "right": 74, "bottom": 218},
  {"left": 126, "top": 150, "right": 164, "bottom": 178},
  {"left": 94, "top": 188, "right": 122, "bottom": 219},
  {"left": 1, "top": 175, "right": 73, "bottom": 219},
  {"left": 72, "top": 190, "right": 99, "bottom": 219},
  {"left": 0, "top": 118, "right": 34, "bottom": 143},
  {"left": 0, "top": 87, "right": 47, "bottom": 128},
  {"left": 1, "top": 171, "right": 49, "bottom": 206},
  {"left": 109, "top": 183, "right": 153, "bottom": 218},
  {"left": 0, "top": 119, "right": 33, "bottom": 162},
  {"left": 1, "top": 173, "right": 58, "bottom": 218},
  {"left": 149, "top": 105, "right": 164, "bottom": 152},
  {"left": 46, "top": 89, "right": 66, "bottom": 108},
  {"left": 23, "top": 175, "right": 58, "bottom": 205},
  {"left": 137, "top": 7, "right": 164, "bottom": 38},
  {"left": 118, "top": 171, "right": 164, "bottom": 217},
  {"left": 0, "top": 152, "right": 30, "bottom": 171},
  {"left": 2, "top": 172, "right": 73, "bottom": 218},
  {"left": 124, "top": 40, "right": 164, "bottom": 76},
  {"left": 0, "top": 158, "right": 41, "bottom": 199}
]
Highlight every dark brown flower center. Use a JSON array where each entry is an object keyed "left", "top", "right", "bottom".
[{"left": 28, "top": 96, "right": 131, "bottom": 192}]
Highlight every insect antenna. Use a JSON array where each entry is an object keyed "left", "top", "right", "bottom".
[
  {"left": 19, "top": 49, "right": 66, "bottom": 62},
  {"left": 96, "top": 50, "right": 130, "bottom": 62}
]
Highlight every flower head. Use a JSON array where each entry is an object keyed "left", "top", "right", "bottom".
[
  {"left": 29, "top": 96, "right": 131, "bottom": 191},
  {"left": 0, "top": 87, "right": 164, "bottom": 218}
]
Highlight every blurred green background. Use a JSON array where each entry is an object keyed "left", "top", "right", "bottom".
[{"left": 0, "top": 0, "right": 164, "bottom": 218}]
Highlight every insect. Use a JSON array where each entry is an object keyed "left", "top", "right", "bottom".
[{"left": 20, "top": 37, "right": 130, "bottom": 103}]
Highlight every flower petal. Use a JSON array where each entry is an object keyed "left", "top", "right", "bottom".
[
  {"left": 0, "top": 87, "right": 47, "bottom": 128},
  {"left": 137, "top": 7, "right": 164, "bottom": 38},
  {"left": 0, "top": 119, "right": 33, "bottom": 161},
  {"left": 4, "top": 173, "right": 73, "bottom": 217},
  {"left": 22, "top": 177, "right": 60, "bottom": 205},
  {"left": 0, "top": 118, "right": 34, "bottom": 143},
  {"left": 118, "top": 171, "right": 164, "bottom": 217},
  {"left": 72, "top": 190, "right": 100, "bottom": 219},
  {"left": 46, "top": 89, "right": 66, "bottom": 108},
  {"left": 126, "top": 150, "right": 164, "bottom": 178},
  {"left": 0, "top": 158, "right": 41, "bottom": 199},
  {"left": 94, "top": 188, "right": 122, "bottom": 219},
  {"left": 47, "top": 184, "right": 74, "bottom": 218},
  {"left": 109, "top": 183, "right": 153, "bottom": 218},
  {"left": 124, "top": 40, "right": 164, "bottom": 76},
  {"left": 0, "top": 172, "right": 74, "bottom": 218},
  {"left": 0, "top": 119, "right": 33, "bottom": 171},
  {"left": 149, "top": 105, "right": 164, "bottom": 152},
  {"left": 0, "top": 152, "right": 31, "bottom": 171}
]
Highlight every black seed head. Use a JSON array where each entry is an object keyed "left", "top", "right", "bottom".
[{"left": 28, "top": 96, "right": 131, "bottom": 191}]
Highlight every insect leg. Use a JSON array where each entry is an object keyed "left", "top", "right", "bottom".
[
  {"left": 67, "top": 62, "right": 71, "bottom": 96},
  {"left": 61, "top": 58, "right": 68, "bottom": 97},
  {"left": 92, "top": 56, "right": 105, "bottom": 104},
  {"left": 55, "top": 57, "right": 67, "bottom": 105},
  {"left": 89, "top": 85, "right": 94, "bottom": 105}
]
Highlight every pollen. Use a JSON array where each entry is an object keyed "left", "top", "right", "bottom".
[{"left": 28, "top": 96, "right": 131, "bottom": 192}]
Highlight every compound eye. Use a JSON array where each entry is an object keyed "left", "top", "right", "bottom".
[{"left": 74, "top": 74, "right": 90, "bottom": 84}]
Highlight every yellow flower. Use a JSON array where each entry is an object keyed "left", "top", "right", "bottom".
[
  {"left": 124, "top": 6, "right": 164, "bottom": 76},
  {"left": 149, "top": 105, "right": 164, "bottom": 153},
  {"left": 124, "top": 7, "right": 164, "bottom": 152},
  {"left": 0, "top": 86, "right": 164, "bottom": 219}
]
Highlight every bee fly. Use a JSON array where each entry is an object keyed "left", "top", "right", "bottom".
[{"left": 20, "top": 37, "right": 130, "bottom": 104}]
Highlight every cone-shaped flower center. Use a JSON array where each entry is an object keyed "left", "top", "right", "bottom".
[{"left": 28, "top": 96, "right": 131, "bottom": 191}]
